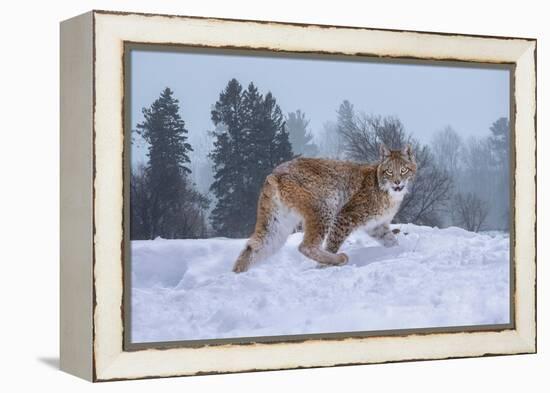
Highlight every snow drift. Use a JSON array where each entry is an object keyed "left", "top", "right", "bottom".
[{"left": 130, "top": 224, "right": 510, "bottom": 343}]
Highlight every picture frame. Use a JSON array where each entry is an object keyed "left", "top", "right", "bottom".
[{"left": 60, "top": 10, "right": 537, "bottom": 382}]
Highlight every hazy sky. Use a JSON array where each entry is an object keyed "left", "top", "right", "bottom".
[{"left": 130, "top": 48, "right": 510, "bottom": 158}]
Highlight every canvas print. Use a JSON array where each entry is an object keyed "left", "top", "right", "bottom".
[{"left": 127, "top": 46, "right": 512, "bottom": 345}]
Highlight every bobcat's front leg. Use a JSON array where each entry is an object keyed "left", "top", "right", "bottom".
[
  {"left": 325, "top": 211, "right": 359, "bottom": 254},
  {"left": 368, "top": 223, "right": 398, "bottom": 247},
  {"left": 299, "top": 211, "right": 348, "bottom": 266}
]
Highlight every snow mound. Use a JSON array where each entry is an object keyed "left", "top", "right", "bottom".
[{"left": 130, "top": 224, "right": 510, "bottom": 343}]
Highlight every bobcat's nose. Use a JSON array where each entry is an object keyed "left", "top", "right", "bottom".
[{"left": 391, "top": 180, "right": 404, "bottom": 192}]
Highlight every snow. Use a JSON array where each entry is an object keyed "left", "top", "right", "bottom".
[{"left": 130, "top": 224, "right": 510, "bottom": 343}]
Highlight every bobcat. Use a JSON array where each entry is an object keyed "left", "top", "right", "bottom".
[{"left": 232, "top": 144, "right": 417, "bottom": 273}]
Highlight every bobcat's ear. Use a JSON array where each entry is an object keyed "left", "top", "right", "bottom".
[
  {"left": 402, "top": 144, "right": 415, "bottom": 162},
  {"left": 379, "top": 143, "right": 391, "bottom": 161}
]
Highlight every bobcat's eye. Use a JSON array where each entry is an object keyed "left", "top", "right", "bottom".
[
  {"left": 385, "top": 169, "right": 393, "bottom": 176},
  {"left": 400, "top": 167, "right": 409, "bottom": 175}
]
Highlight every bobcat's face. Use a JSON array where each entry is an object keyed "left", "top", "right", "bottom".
[{"left": 377, "top": 144, "right": 417, "bottom": 198}]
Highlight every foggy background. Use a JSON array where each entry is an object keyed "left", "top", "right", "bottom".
[{"left": 131, "top": 49, "right": 509, "bottom": 152}]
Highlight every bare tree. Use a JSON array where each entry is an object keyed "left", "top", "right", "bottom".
[
  {"left": 336, "top": 103, "right": 452, "bottom": 226},
  {"left": 339, "top": 113, "right": 411, "bottom": 162},
  {"left": 459, "top": 133, "right": 512, "bottom": 231},
  {"left": 161, "top": 183, "right": 210, "bottom": 239},
  {"left": 452, "top": 192, "right": 489, "bottom": 232},
  {"left": 318, "top": 120, "right": 344, "bottom": 159},
  {"left": 397, "top": 145, "right": 453, "bottom": 226},
  {"left": 130, "top": 164, "right": 209, "bottom": 240},
  {"left": 463, "top": 136, "right": 493, "bottom": 177},
  {"left": 431, "top": 126, "right": 462, "bottom": 174}
]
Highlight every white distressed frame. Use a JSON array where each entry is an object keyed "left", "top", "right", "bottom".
[{"left": 62, "top": 10, "right": 536, "bottom": 382}]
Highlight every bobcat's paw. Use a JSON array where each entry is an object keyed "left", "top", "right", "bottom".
[
  {"left": 382, "top": 233, "right": 398, "bottom": 247},
  {"left": 317, "top": 253, "right": 348, "bottom": 268},
  {"left": 232, "top": 261, "right": 250, "bottom": 273},
  {"left": 336, "top": 253, "right": 349, "bottom": 265}
]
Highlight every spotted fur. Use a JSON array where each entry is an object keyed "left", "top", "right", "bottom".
[{"left": 232, "top": 144, "right": 417, "bottom": 273}]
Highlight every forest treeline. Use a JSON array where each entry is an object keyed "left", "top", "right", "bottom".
[{"left": 130, "top": 81, "right": 510, "bottom": 240}]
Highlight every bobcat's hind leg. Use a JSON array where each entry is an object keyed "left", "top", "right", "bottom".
[
  {"left": 233, "top": 240, "right": 261, "bottom": 273},
  {"left": 298, "top": 213, "right": 348, "bottom": 266},
  {"left": 233, "top": 176, "right": 298, "bottom": 273},
  {"left": 368, "top": 223, "right": 398, "bottom": 247}
]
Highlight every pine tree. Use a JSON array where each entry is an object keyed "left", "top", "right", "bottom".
[
  {"left": 247, "top": 91, "right": 293, "bottom": 208},
  {"left": 337, "top": 100, "right": 356, "bottom": 137},
  {"left": 286, "top": 110, "right": 319, "bottom": 157},
  {"left": 488, "top": 117, "right": 510, "bottom": 230},
  {"left": 325, "top": 100, "right": 355, "bottom": 159},
  {"left": 251, "top": 92, "right": 286, "bottom": 179},
  {"left": 264, "top": 93, "right": 293, "bottom": 167},
  {"left": 133, "top": 87, "right": 208, "bottom": 239},
  {"left": 240, "top": 83, "right": 265, "bottom": 217},
  {"left": 209, "top": 80, "right": 293, "bottom": 237},
  {"left": 488, "top": 117, "right": 510, "bottom": 167},
  {"left": 209, "top": 79, "right": 247, "bottom": 237}
]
